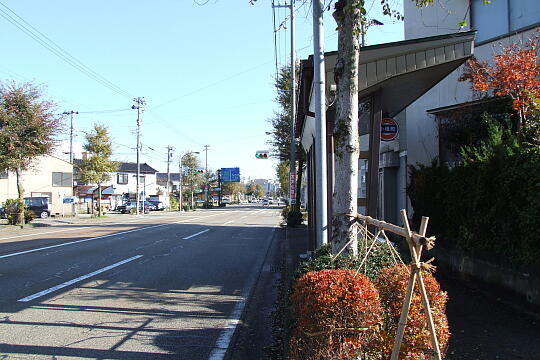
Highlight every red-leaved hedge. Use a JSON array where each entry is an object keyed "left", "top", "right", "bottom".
[
  {"left": 374, "top": 265, "right": 450, "bottom": 359},
  {"left": 289, "top": 269, "right": 383, "bottom": 360}
]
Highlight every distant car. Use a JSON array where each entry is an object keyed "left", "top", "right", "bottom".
[
  {"left": 262, "top": 199, "right": 269, "bottom": 206},
  {"left": 117, "top": 201, "right": 150, "bottom": 214},
  {"left": 268, "top": 197, "right": 274, "bottom": 204},
  {"left": 148, "top": 200, "right": 165, "bottom": 211}
]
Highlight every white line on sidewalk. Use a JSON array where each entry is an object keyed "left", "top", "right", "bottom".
[
  {"left": 18, "top": 255, "right": 143, "bottom": 302},
  {"left": 182, "top": 229, "right": 210, "bottom": 240},
  {"left": 223, "top": 220, "right": 234, "bottom": 225}
]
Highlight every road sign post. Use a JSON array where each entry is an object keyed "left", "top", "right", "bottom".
[
  {"left": 289, "top": 172, "right": 296, "bottom": 205},
  {"left": 381, "top": 117, "right": 399, "bottom": 141}
]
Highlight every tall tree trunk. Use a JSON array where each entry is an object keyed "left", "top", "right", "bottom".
[
  {"left": 15, "top": 168, "right": 25, "bottom": 226},
  {"left": 97, "top": 183, "right": 102, "bottom": 217},
  {"left": 331, "top": 0, "right": 360, "bottom": 256}
]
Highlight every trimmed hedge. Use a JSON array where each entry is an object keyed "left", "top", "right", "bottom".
[
  {"left": 408, "top": 122, "right": 540, "bottom": 269},
  {"left": 375, "top": 265, "right": 450, "bottom": 360},
  {"left": 289, "top": 269, "right": 383, "bottom": 360}
]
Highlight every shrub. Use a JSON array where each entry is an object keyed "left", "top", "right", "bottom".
[
  {"left": 297, "top": 241, "right": 397, "bottom": 281},
  {"left": 289, "top": 269, "right": 383, "bottom": 360},
  {"left": 374, "top": 265, "right": 450, "bottom": 359},
  {"left": 282, "top": 205, "right": 303, "bottom": 227},
  {"left": 3, "top": 199, "right": 34, "bottom": 225},
  {"left": 408, "top": 122, "right": 540, "bottom": 268}
]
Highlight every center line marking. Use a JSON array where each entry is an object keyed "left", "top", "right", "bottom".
[
  {"left": 18, "top": 255, "right": 143, "bottom": 302},
  {"left": 182, "top": 229, "right": 210, "bottom": 240}
]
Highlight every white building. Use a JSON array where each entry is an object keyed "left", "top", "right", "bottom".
[
  {"left": 108, "top": 162, "right": 159, "bottom": 200},
  {"left": 0, "top": 154, "right": 74, "bottom": 216},
  {"left": 403, "top": 0, "right": 539, "bottom": 168}
]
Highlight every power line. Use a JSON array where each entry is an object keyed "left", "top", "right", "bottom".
[
  {"left": 149, "top": 61, "right": 271, "bottom": 110},
  {"left": 0, "top": 2, "right": 133, "bottom": 99}
]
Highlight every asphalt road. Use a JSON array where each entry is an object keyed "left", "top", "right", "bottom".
[{"left": 0, "top": 205, "right": 281, "bottom": 360}]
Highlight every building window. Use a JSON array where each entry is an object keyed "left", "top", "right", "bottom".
[
  {"left": 0, "top": 169, "right": 7, "bottom": 179},
  {"left": 52, "top": 172, "right": 72, "bottom": 187},
  {"left": 117, "top": 173, "right": 129, "bottom": 184}
]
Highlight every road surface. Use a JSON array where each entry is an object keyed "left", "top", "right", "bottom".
[{"left": 0, "top": 205, "right": 281, "bottom": 359}]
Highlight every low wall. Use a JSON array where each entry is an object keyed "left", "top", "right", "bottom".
[{"left": 433, "top": 248, "right": 540, "bottom": 307}]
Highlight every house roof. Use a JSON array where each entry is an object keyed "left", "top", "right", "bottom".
[
  {"left": 73, "top": 160, "right": 158, "bottom": 174},
  {"left": 116, "top": 162, "right": 158, "bottom": 174},
  {"left": 296, "top": 30, "right": 477, "bottom": 139},
  {"left": 73, "top": 185, "right": 120, "bottom": 196}
]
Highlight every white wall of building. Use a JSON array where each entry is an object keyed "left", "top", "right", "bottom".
[
  {"left": 0, "top": 155, "right": 74, "bottom": 216},
  {"left": 403, "top": 0, "right": 539, "bottom": 167}
]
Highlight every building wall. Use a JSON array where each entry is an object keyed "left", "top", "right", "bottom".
[
  {"left": 403, "top": 0, "right": 539, "bottom": 168},
  {"left": 0, "top": 155, "right": 74, "bottom": 216},
  {"left": 110, "top": 172, "right": 158, "bottom": 199}
]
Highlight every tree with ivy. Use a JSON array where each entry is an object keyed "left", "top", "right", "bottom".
[
  {"left": 78, "top": 124, "right": 117, "bottom": 217},
  {"left": 0, "top": 81, "right": 61, "bottom": 225}
]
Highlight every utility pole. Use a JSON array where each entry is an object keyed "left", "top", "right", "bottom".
[
  {"left": 204, "top": 145, "right": 210, "bottom": 208},
  {"left": 273, "top": 0, "right": 296, "bottom": 208},
  {"left": 178, "top": 157, "right": 183, "bottom": 212},
  {"left": 313, "top": 0, "right": 328, "bottom": 247},
  {"left": 166, "top": 145, "right": 174, "bottom": 206},
  {"left": 132, "top": 97, "right": 145, "bottom": 215},
  {"left": 63, "top": 110, "right": 79, "bottom": 164}
]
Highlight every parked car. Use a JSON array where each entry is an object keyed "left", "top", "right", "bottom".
[
  {"left": 117, "top": 201, "right": 150, "bottom": 214},
  {"left": 148, "top": 200, "right": 165, "bottom": 211},
  {"left": 262, "top": 199, "right": 269, "bottom": 206},
  {"left": 0, "top": 197, "right": 50, "bottom": 220},
  {"left": 25, "top": 197, "right": 51, "bottom": 218}
]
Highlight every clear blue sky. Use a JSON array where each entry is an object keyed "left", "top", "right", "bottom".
[{"left": 0, "top": 0, "right": 403, "bottom": 180}]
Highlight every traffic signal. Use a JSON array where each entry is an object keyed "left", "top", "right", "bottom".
[
  {"left": 193, "top": 169, "right": 204, "bottom": 174},
  {"left": 255, "top": 150, "right": 269, "bottom": 159}
]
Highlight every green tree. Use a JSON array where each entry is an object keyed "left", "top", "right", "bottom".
[
  {"left": 180, "top": 151, "right": 203, "bottom": 209},
  {"left": 0, "top": 81, "right": 61, "bottom": 225},
  {"left": 78, "top": 124, "right": 117, "bottom": 217},
  {"left": 267, "top": 65, "right": 305, "bottom": 210}
]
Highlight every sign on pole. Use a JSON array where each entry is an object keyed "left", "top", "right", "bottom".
[
  {"left": 381, "top": 117, "right": 399, "bottom": 141},
  {"left": 289, "top": 172, "right": 296, "bottom": 204},
  {"left": 221, "top": 167, "right": 240, "bottom": 183}
]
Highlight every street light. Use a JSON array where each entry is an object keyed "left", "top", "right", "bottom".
[{"left": 179, "top": 151, "right": 200, "bottom": 212}]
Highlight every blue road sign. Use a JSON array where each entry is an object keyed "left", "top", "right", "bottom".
[{"left": 221, "top": 167, "right": 240, "bottom": 183}]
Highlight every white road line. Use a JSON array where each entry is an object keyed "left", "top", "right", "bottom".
[
  {"left": 0, "top": 213, "right": 217, "bottom": 241},
  {"left": 18, "top": 255, "right": 143, "bottom": 302},
  {"left": 223, "top": 220, "right": 234, "bottom": 225},
  {"left": 182, "top": 229, "right": 210, "bottom": 240},
  {"left": 0, "top": 214, "right": 221, "bottom": 260},
  {"left": 0, "top": 224, "right": 169, "bottom": 260}
]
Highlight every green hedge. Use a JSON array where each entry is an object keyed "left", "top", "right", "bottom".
[{"left": 408, "top": 122, "right": 540, "bottom": 269}]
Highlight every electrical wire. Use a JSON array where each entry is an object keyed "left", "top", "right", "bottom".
[
  {"left": 0, "top": 2, "right": 133, "bottom": 99},
  {"left": 149, "top": 61, "right": 271, "bottom": 110}
]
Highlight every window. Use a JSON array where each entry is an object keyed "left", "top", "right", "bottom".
[
  {"left": 0, "top": 169, "right": 7, "bottom": 179},
  {"left": 52, "top": 172, "right": 72, "bottom": 187},
  {"left": 117, "top": 173, "right": 129, "bottom": 184}
]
